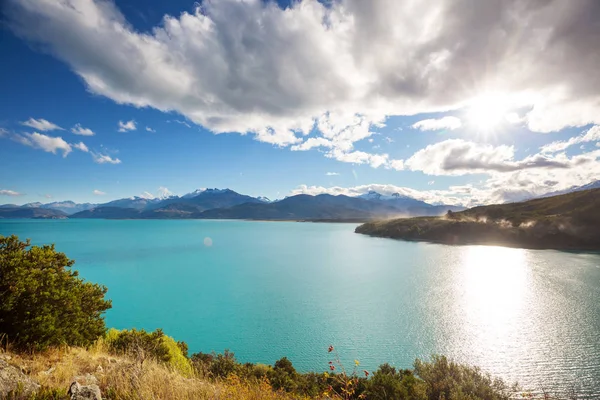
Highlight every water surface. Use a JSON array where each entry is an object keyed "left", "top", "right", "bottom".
[{"left": 1, "top": 219, "right": 599, "bottom": 396}]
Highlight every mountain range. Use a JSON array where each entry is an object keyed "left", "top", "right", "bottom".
[
  {"left": 0, "top": 188, "right": 464, "bottom": 221},
  {"left": 4, "top": 181, "right": 596, "bottom": 221}
]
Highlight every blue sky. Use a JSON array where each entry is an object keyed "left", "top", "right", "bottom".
[{"left": 1, "top": 0, "right": 599, "bottom": 206}]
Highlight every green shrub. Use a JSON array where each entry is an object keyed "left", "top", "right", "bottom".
[
  {"left": 414, "top": 355, "right": 514, "bottom": 400},
  {"left": 105, "top": 328, "right": 193, "bottom": 376},
  {"left": 191, "top": 349, "right": 239, "bottom": 379},
  {"left": 365, "top": 363, "right": 426, "bottom": 400},
  {"left": 0, "top": 235, "right": 111, "bottom": 351}
]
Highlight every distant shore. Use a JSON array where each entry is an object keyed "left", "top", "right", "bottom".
[{"left": 355, "top": 217, "right": 600, "bottom": 251}]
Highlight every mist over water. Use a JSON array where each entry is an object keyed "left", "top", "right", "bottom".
[{"left": 2, "top": 219, "right": 599, "bottom": 396}]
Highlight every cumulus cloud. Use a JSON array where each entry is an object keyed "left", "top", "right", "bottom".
[
  {"left": 118, "top": 120, "right": 136, "bottom": 132},
  {"left": 91, "top": 153, "right": 121, "bottom": 164},
  {"left": 412, "top": 116, "right": 462, "bottom": 131},
  {"left": 72, "top": 141, "right": 89, "bottom": 152},
  {"left": 326, "top": 172, "right": 340, "bottom": 176},
  {"left": 0, "top": 189, "right": 23, "bottom": 196},
  {"left": 16, "top": 132, "right": 72, "bottom": 157},
  {"left": 93, "top": 189, "right": 106, "bottom": 195},
  {"left": 71, "top": 123, "right": 95, "bottom": 136},
  {"left": 540, "top": 125, "right": 600, "bottom": 154},
  {"left": 145, "top": 126, "right": 156, "bottom": 132},
  {"left": 404, "top": 139, "right": 575, "bottom": 176},
  {"left": 8, "top": 0, "right": 600, "bottom": 167},
  {"left": 21, "top": 118, "right": 62, "bottom": 131}
]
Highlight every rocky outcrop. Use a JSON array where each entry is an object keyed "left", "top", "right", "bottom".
[
  {"left": 68, "top": 381, "right": 102, "bottom": 400},
  {"left": 0, "top": 357, "right": 40, "bottom": 398}
]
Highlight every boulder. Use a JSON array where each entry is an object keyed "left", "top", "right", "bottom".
[
  {"left": 68, "top": 381, "right": 102, "bottom": 400},
  {"left": 0, "top": 358, "right": 40, "bottom": 398}
]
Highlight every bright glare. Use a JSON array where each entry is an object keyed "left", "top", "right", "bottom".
[
  {"left": 460, "top": 246, "right": 529, "bottom": 334},
  {"left": 467, "top": 94, "right": 510, "bottom": 131}
]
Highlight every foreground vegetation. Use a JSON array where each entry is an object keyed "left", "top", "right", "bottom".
[
  {"left": 0, "top": 235, "right": 579, "bottom": 399},
  {"left": 356, "top": 188, "right": 600, "bottom": 250}
]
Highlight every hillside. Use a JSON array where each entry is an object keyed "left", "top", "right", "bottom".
[
  {"left": 197, "top": 194, "right": 406, "bottom": 220},
  {"left": 0, "top": 207, "right": 67, "bottom": 219},
  {"left": 356, "top": 188, "right": 600, "bottom": 250},
  {"left": 70, "top": 207, "right": 141, "bottom": 219}
]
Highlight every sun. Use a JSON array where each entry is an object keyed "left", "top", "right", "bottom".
[{"left": 467, "top": 94, "right": 510, "bottom": 131}]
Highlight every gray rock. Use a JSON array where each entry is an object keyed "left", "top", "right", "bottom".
[
  {"left": 0, "top": 359, "right": 40, "bottom": 398},
  {"left": 68, "top": 381, "right": 102, "bottom": 400}
]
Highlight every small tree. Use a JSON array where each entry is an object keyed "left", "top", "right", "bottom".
[{"left": 0, "top": 235, "right": 112, "bottom": 350}]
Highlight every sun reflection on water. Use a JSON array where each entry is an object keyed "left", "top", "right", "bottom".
[{"left": 456, "top": 246, "right": 531, "bottom": 352}]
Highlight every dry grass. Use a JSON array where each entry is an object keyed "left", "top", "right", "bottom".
[{"left": 1, "top": 343, "right": 306, "bottom": 400}]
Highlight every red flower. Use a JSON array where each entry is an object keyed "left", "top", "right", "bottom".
[
  {"left": 363, "top": 370, "right": 369, "bottom": 377},
  {"left": 330, "top": 365, "right": 336, "bottom": 371},
  {"left": 328, "top": 345, "right": 334, "bottom": 353}
]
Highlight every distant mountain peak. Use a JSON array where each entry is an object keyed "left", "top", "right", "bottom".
[{"left": 257, "top": 196, "right": 271, "bottom": 202}]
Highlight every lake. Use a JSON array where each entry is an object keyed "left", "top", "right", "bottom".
[{"left": 1, "top": 219, "right": 599, "bottom": 396}]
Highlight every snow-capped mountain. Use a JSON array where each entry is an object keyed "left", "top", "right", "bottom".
[
  {"left": 182, "top": 189, "right": 205, "bottom": 199},
  {"left": 257, "top": 196, "right": 271, "bottom": 202},
  {"left": 358, "top": 190, "right": 413, "bottom": 201},
  {"left": 41, "top": 201, "right": 96, "bottom": 215}
]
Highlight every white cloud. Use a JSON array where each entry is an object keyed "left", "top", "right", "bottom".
[
  {"left": 412, "top": 116, "right": 462, "bottom": 131},
  {"left": 21, "top": 118, "right": 62, "bottom": 131},
  {"left": 428, "top": 181, "right": 435, "bottom": 185},
  {"left": 145, "top": 126, "right": 156, "bottom": 132},
  {"left": 403, "top": 139, "right": 575, "bottom": 176},
  {"left": 0, "top": 189, "right": 23, "bottom": 196},
  {"left": 44, "top": 194, "right": 53, "bottom": 199},
  {"left": 72, "top": 141, "right": 89, "bottom": 152},
  {"left": 71, "top": 123, "right": 94, "bottom": 136},
  {"left": 326, "top": 172, "right": 340, "bottom": 176},
  {"left": 17, "top": 132, "right": 72, "bottom": 157},
  {"left": 91, "top": 153, "right": 121, "bottom": 164},
  {"left": 118, "top": 120, "right": 136, "bottom": 132},
  {"left": 540, "top": 125, "right": 600, "bottom": 154},
  {"left": 93, "top": 189, "right": 106, "bottom": 195},
  {"left": 9, "top": 0, "right": 600, "bottom": 168},
  {"left": 169, "top": 120, "right": 191, "bottom": 128}
]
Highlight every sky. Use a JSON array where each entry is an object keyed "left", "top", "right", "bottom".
[{"left": 1, "top": 0, "right": 600, "bottom": 206}]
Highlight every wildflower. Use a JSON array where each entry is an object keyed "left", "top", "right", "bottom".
[
  {"left": 330, "top": 365, "right": 335, "bottom": 371},
  {"left": 354, "top": 359, "right": 360, "bottom": 366},
  {"left": 328, "top": 345, "right": 334, "bottom": 353},
  {"left": 363, "top": 370, "right": 369, "bottom": 377},
  {"left": 324, "top": 372, "right": 329, "bottom": 378}
]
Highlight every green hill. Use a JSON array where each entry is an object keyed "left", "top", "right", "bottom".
[{"left": 355, "top": 188, "right": 600, "bottom": 250}]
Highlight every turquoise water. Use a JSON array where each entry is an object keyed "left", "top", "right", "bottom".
[{"left": 1, "top": 219, "right": 600, "bottom": 396}]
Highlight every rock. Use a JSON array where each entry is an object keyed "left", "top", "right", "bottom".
[
  {"left": 0, "top": 359, "right": 40, "bottom": 398},
  {"left": 68, "top": 381, "right": 102, "bottom": 400},
  {"left": 72, "top": 373, "right": 98, "bottom": 386}
]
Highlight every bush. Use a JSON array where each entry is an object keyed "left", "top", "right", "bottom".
[
  {"left": 0, "top": 235, "right": 111, "bottom": 350},
  {"left": 191, "top": 349, "right": 238, "bottom": 379},
  {"left": 365, "top": 363, "right": 426, "bottom": 400},
  {"left": 414, "top": 355, "right": 514, "bottom": 400},
  {"left": 104, "top": 328, "right": 193, "bottom": 376}
]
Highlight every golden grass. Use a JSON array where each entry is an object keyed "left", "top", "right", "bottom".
[{"left": 1, "top": 343, "right": 307, "bottom": 400}]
